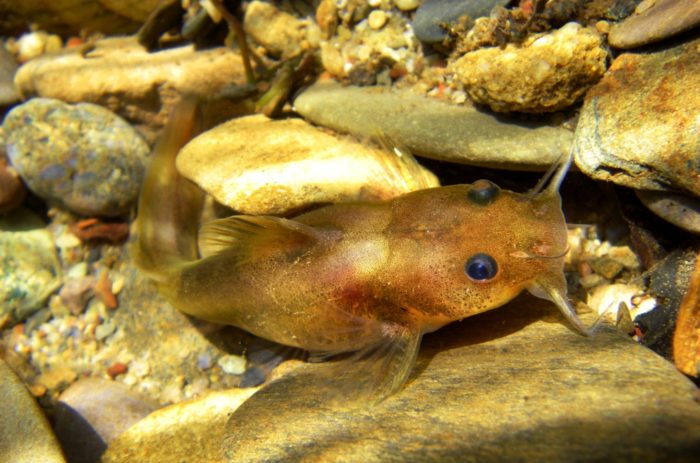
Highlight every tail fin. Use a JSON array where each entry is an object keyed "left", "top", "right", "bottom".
[{"left": 132, "top": 97, "right": 205, "bottom": 280}]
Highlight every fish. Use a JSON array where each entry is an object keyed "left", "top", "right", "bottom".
[{"left": 133, "top": 99, "right": 590, "bottom": 402}]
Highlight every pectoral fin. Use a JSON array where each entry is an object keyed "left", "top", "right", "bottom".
[
  {"left": 198, "top": 215, "right": 326, "bottom": 258},
  {"left": 310, "top": 322, "right": 422, "bottom": 405}
]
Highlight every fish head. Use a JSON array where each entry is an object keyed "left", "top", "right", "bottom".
[{"left": 386, "top": 153, "right": 589, "bottom": 335}]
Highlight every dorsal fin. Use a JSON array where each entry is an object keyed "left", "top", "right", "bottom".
[{"left": 198, "top": 215, "right": 325, "bottom": 258}]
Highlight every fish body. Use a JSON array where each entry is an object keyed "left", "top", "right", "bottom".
[{"left": 134, "top": 100, "right": 586, "bottom": 400}]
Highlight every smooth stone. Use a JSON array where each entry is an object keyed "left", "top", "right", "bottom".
[
  {"left": 101, "top": 388, "right": 259, "bottom": 463},
  {"left": 0, "top": 152, "right": 26, "bottom": 214},
  {"left": 0, "top": 226, "right": 61, "bottom": 321},
  {"left": 176, "top": 114, "right": 439, "bottom": 215},
  {"left": 451, "top": 22, "right": 608, "bottom": 113},
  {"left": 3, "top": 98, "right": 149, "bottom": 216},
  {"left": 14, "top": 36, "right": 248, "bottom": 128},
  {"left": 574, "top": 38, "right": 700, "bottom": 194},
  {"left": 0, "top": 357, "right": 66, "bottom": 463},
  {"left": 244, "top": 1, "right": 318, "bottom": 59},
  {"left": 636, "top": 190, "right": 700, "bottom": 235},
  {"left": 294, "top": 82, "right": 573, "bottom": 170},
  {"left": 222, "top": 300, "right": 700, "bottom": 462},
  {"left": 0, "top": 46, "right": 19, "bottom": 106},
  {"left": 54, "top": 378, "right": 159, "bottom": 463},
  {"left": 413, "top": 0, "right": 509, "bottom": 43},
  {"left": 609, "top": 0, "right": 700, "bottom": 49}
]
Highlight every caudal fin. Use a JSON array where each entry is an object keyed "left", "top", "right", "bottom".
[{"left": 132, "top": 97, "right": 205, "bottom": 280}]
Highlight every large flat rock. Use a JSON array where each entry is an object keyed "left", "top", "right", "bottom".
[{"left": 222, "top": 299, "right": 700, "bottom": 462}]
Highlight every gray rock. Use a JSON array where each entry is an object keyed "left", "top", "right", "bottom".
[
  {"left": 0, "top": 219, "right": 61, "bottom": 321},
  {"left": 54, "top": 378, "right": 159, "bottom": 463},
  {"left": 413, "top": 0, "right": 509, "bottom": 43},
  {"left": 294, "top": 82, "right": 573, "bottom": 170},
  {"left": 3, "top": 98, "right": 149, "bottom": 216},
  {"left": 221, "top": 301, "right": 700, "bottom": 462},
  {"left": 636, "top": 190, "right": 700, "bottom": 235},
  {"left": 0, "top": 46, "right": 19, "bottom": 106},
  {"left": 609, "top": 0, "right": 700, "bottom": 49},
  {"left": 0, "top": 357, "right": 66, "bottom": 463},
  {"left": 574, "top": 37, "right": 700, "bottom": 194}
]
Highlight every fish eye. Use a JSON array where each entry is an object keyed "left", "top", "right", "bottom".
[
  {"left": 468, "top": 179, "right": 500, "bottom": 205},
  {"left": 465, "top": 253, "right": 498, "bottom": 281}
]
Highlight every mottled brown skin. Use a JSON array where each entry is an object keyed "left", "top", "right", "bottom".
[{"left": 134, "top": 100, "right": 582, "bottom": 400}]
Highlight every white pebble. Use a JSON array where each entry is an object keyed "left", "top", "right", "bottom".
[{"left": 217, "top": 354, "right": 247, "bottom": 375}]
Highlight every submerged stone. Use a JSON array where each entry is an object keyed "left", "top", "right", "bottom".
[
  {"left": 609, "top": 0, "right": 700, "bottom": 49},
  {"left": 222, "top": 300, "right": 700, "bottom": 462},
  {"left": 294, "top": 82, "right": 573, "bottom": 170},
  {"left": 413, "top": 0, "right": 509, "bottom": 43},
  {"left": 3, "top": 98, "right": 149, "bottom": 216},
  {"left": 574, "top": 37, "right": 700, "bottom": 195},
  {"left": 177, "top": 114, "right": 438, "bottom": 215}
]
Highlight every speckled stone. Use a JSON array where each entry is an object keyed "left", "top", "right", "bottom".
[
  {"left": 101, "top": 388, "right": 259, "bottom": 463},
  {"left": 574, "top": 37, "right": 700, "bottom": 195},
  {"left": 636, "top": 190, "right": 700, "bottom": 235},
  {"left": 413, "top": 0, "right": 509, "bottom": 43},
  {"left": 176, "top": 114, "right": 439, "bottom": 215},
  {"left": 55, "top": 378, "right": 159, "bottom": 463},
  {"left": 0, "top": 221, "right": 61, "bottom": 321},
  {"left": 609, "top": 0, "right": 700, "bottom": 49},
  {"left": 244, "top": 1, "right": 318, "bottom": 59},
  {"left": 221, "top": 301, "right": 700, "bottom": 462},
  {"left": 294, "top": 82, "right": 573, "bottom": 170},
  {"left": 0, "top": 46, "right": 19, "bottom": 106},
  {"left": 3, "top": 98, "right": 149, "bottom": 216},
  {"left": 0, "top": 357, "right": 66, "bottom": 463},
  {"left": 451, "top": 22, "right": 608, "bottom": 113}
]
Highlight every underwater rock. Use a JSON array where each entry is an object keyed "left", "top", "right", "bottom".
[
  {"left": 244, "top": 1, "right": 319, "bottom": 59},
  {"left": 220, "top": 301, "right": 700, "bottom": 462},
  {"left": 673, "top": 251, "right": 700, "bottom": 377},
  {"left": 3, "top": 98, "right": 149, "bottom": 216},
  {"left": 176, "top": 114, "right": 439, "bottom": 215},
  {"left": 451, "top": 22, "right": 608, "bottom": 113},
  {"left": 608, "top": 0, "right": 700, "bottom": 49},
  {"left": 0, "top": 223, "right": 61, "bottom": 322},
  {"left": 101, "top": 388, "right": 259, "bottom": 463},
  {"left": 413, "top": 0, "right": 509, "bottom": 44},
  {"left": 0, "top": 46, "right": 19, "bottom": 106},
  {"left": 13, "top": 36, "right": 248, "bottom": 128},
  {"left": 294, "top": 81, "right": 573, "bottom": 170},
  {"left": 574, "top": 37, "right": 700, "bottom": 195},
  {"left": 0, "top": 357, "right": 66, "bottom": 463},
  {"left": 636, "top": 190, "right": 700, "bottom": 235},
  {"left": 0, "top": 0, "right": 159, "bottom": 35},
  {"left": 55, "top": 378, "right": 159, "bottom": 463},
  {"left": 0, "top": 152, "right": 26, "bottom": 214}
]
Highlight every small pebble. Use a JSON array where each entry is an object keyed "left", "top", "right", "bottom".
[
  {"left": 368, "top": 10, "right": 388, "bottom": 30},
  {"left": 107, "top": 362, "right": 128, "bottom": 378},
  {"left": 95, "top": 320, "right": 116, "bottom": 341},
  {"left": 197, "top": 352, "right": 214, "bottom": 370},
  {"left": 393, "top": 0, "right": 421, "bottom": 11},
  {"left": 217, "top": 354, "right": 247, "bottom": 375}
]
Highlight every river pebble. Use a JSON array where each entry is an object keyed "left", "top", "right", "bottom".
[
  {"left": 0, "top": 45, "right": 19, "bottom": 106},
  {"left": 294, "top": 81, "right": 573, "bottom": 170},
  {"left": 608, "top": 0, "right": 700, "bottom": 49},
  {"left": 451, "top": 22, "right": 608, "bottom": 113},
  {"left": 413, "top": 0, "right": 509, "bottom": 44},
  {"left": 574, "top": 37, "right": 700, "bottom": 195},
  {"left": 0, "top": 224, "right": 61, "bottom": 322},
  {"left": 176, "top": 114, "right": 438, "bottom": 215},
  {"left": 636, "top": 190, "right": 700, "bottom": 235},
  {"left": 3, "top": 98, "right": 149, "bottom": 216},
  {"left": 54, "top": 378, "right": 159, "bottom": 463},
  {"left": 244, "top": 1, "right": 319, "bottom": 59},
  {"left": 13, "top": 36, "right": 249, "bottom": 128},
  {"left": 0, "top": 358, "right": 66, "bottom": 463}
]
